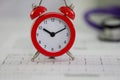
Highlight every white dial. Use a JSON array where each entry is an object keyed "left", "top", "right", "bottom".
[{"left": 36, "top": 17, "right": 70, "bottom": 52}]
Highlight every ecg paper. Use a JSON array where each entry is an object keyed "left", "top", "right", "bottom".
[{"left": 0, "top": 32, "right": 120, "bottom": 80}]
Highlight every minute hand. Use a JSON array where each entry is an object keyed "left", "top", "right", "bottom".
[{"left": 55, "top": 27, "right": 66, "bottom": 34}]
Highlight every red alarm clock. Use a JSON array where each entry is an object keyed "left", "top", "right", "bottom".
[{"left": 30, "top": 0, "right": 75, "bottom": 61}]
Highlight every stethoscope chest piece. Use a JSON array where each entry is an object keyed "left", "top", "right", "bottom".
[{"left": 99, "top": 17, "right": 120, "bottom": 42}]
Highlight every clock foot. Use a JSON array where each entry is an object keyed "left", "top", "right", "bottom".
[
  {"left": 66, "top": 51, "right": 75, "bottom": 60},
  {"left": 31, "top": 51, "right": 39, "bottom": 62}
]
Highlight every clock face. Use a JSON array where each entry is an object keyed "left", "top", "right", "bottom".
[
  {"left": 31, "top": 13, "right": 75, "bottom": 57},
  {"left": 36, "top": 17, "right": 70, "bottom": 52}
]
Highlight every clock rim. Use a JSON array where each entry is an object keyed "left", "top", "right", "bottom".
[{"left": 31, "top": 12, "right": 75, "bottom": 57}]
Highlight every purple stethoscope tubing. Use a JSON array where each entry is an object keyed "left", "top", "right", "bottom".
[{"left": 84, "top": 6, "right": 120, "bottom": 31}]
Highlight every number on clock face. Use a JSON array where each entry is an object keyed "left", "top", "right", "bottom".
[{"left": 36, "top": 17, "right": 70, "bottom": 52}]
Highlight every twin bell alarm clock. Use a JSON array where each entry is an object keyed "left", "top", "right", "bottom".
[{"left": 30, "top": 0, "right": 76, "bottom": 61}]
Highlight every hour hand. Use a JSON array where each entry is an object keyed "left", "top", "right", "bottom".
[
  {"left": 43, "top": 28, "right": 51, "bottom": 35},
  {"left": 43, "top": 28, "right": 56, "bottom": 37}
]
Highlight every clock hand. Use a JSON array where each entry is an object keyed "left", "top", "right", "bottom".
[
  {"left": 43, "top": 28, "right": 56, "bottom": 37},
  {"left": 43, "top": 28, "right": 52, "bottom": 35},
  {"left": 55, "top": 26, "right": 66, "bottom": 34}
]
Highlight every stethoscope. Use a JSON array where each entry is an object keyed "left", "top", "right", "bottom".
[{"left": 84, "top": 6, "right": 120, "bottom": 42}]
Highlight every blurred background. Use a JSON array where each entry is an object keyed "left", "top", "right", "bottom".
[{"left": 0, "top": 0, "right": 120, "bottom": 53}]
